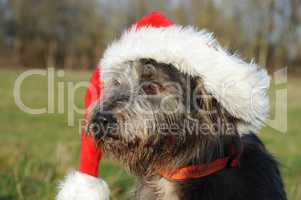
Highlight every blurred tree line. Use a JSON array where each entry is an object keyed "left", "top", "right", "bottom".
[{"left": 0, "top": 0, "right": 300, "bottom": 72}]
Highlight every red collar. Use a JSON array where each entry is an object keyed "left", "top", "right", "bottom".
[{"left": 160, "top": 144, "right": 244, "bottom": 181}]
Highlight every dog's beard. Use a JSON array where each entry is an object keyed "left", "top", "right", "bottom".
[
  {"left": 90, "top": 59, "right": 240, "bottom": 177},
  {"left": 97, "top": 97, "right": 192, "bottom": 176},
  {"left": 91, "top": 95, "right": 239, "bottom": 177}
]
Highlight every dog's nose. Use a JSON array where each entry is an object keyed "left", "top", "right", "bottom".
[
  {"left": 97, "top": 112, "right": 116, "bottom": 124},
  {"left": 88, "top": 112, "right": 117, "bottom": 138}
]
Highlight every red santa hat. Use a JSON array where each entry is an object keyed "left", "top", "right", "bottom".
[
  {"left": 56, "top": 67, "right": 109, "bottom": 200},
  {"left": 57, "top": 11, "right": 269, "bottom": 200}
]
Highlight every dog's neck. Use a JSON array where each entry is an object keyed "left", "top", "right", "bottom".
[
  {"left": 134, "top": 176, "right": 179, "bottom": 200},
  {"left": 139, "top": 140, "right": 244, "bottom": 200},
  {"left": 155, "top": 178, "right": 179, "bottom": 200},
  {"left": 159, "top": 150, "right": 242, "bottom": 181}
]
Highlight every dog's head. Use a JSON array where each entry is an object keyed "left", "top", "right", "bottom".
[{"left": 88, "top": 59, "right": 240, "bottom": 176}]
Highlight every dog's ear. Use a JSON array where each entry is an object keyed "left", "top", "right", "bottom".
[
  {"left": 189, "top": 77, "right": 215, "bottom": 123},
  {"left": 190, "top": 77, "right": 213, "bottom": 116},
  {"left": 190, "top": 77, "right": 238, "bottom": 136}
]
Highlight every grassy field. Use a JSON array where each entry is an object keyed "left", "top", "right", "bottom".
[{"left": 0, "top": 69, "right": 300, "bottom": 200}]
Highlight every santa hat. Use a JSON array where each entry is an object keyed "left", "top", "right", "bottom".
[
  {"left": 56, "top": 67, "right": 110, "bottom": 200},
  {"left": 57, "top": 12, "right": 269, "bottom": 200}
]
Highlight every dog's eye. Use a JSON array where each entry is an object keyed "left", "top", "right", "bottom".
[
  {"left": 141, "top": 82, "right": 162, "bottom": 95},
  {"left": 142, "top": 64, "right": 156, "bottom": 78},
  {"left": 112, "top": 79, "right": 121, "bottom": 87}
]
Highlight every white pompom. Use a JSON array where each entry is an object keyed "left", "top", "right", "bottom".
[{"left": 56, "top": 171, "right": 109, "bottom": 200}]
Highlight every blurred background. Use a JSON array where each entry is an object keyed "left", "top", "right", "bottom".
[{"left": 0, "top": 0, "right": 300, "bottom": 199}]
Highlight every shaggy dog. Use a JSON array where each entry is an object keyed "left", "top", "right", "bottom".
[{"left": 88, "top": 58, "right": 287, "bottom": 200}]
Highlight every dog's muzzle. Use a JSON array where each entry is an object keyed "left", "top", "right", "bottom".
[{"left": 88, "top": 112, "right": 118, "bottom": 140}]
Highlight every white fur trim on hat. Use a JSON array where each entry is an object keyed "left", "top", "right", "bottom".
[
  {"left": 100, "top": 25, "right": 270, "bottom": 134},
  {"left": 56, "top": 171, "right": 109, "bottom": 200}
]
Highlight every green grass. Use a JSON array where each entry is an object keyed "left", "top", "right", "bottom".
[{"left": 0, "top": 69, "right": 300, "bottom": 199}]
